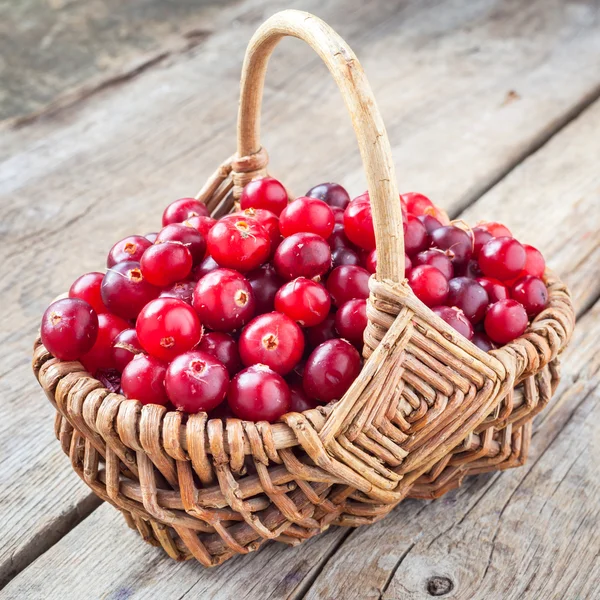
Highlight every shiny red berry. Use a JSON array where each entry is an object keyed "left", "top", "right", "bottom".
[
  {"left": 279, "top": 196, "right": 335, "bottom": 239},
  {"left": 155, "top": 223, "right": 207, "bottom": 265},
  {"left": 326, "top": 265, "right": 370, "bottom": 307},
  {"left": 80, "top": 313, "right": 129, "bottom": 373},
  {"left": 472, "top": 331, "right": 495, "bottom": 352},
  {"left": 184, "top": 215, "right": 216, "bottom": 243},
  {"left": 240, "top": 177, "right": 288, "bottom": 216},
  {"left": 334, "top": 299, "right": 367, "bottom": 347},
  {"left": 275, "top": 278, "right": 331, "bottom": 327},
  {"left": 101, "top": 262, "right": 160, "bottom": 320},
  {"left": 408, "top": 265, "right": 449, "bottom": 307},
  {"left": 111, "top": 328, "right": 142, "bottom": 372},
  {"left": 207, "top": 215, "right": 270, "bottom": 272},
  {"left": 232, "top": 207, "right": 280, "bottom": 253},
  {"left": 166, "top": 351, "right": 229, "bottom": 413},
  {"left": 160, "top": 280, "right": 195, "bottom": 305},
  {"left": 328, "top": 223, "right": 358, "bottom": 251},
  {"left": 414, "top": 249, "right": 454, "bottom": 280},
  {"left": 274, "top": 232, "right": 331, "bottom": 280},
  {"left": 305, "top": 313, "right": 337, "bottom": 350},
  {"left": 511, "top": 276, "right": 548, "bottom": 317},
  {"left": 404, "top": 215, "right": 430, "bottom": 256},
  {"left": 431, "top": 305, "right": 474, "bottom": 340},
  {"left": 303, "top": 339, "right": 361, "bottom": 403},
  {"left": 476, "top": 221, "right": 512, "bottom": 238},
  {"left": 245, "top": 263, "right": 284, "bottom": 314},
  {"left": 198, "top": 332, "right": 242, "bottom": 377},
  {"left": 306, "top": 182, "right": 351, "bottom": 209},
  {"left": 69, "top": 272, "right": 107, "bottom": 314},
  {"left": 193, "top": 268, "right": 255, "bottom": 332},
  {"left": 476, "top": 277, "right": 509, "bottom": 304},
  {"left": 417, "top": 214, "right": 444, "bottom": 235},
  {"left": 192, "top": 255, "right": 219, "bottom": 280},
  {"left": 228, "top": 365, "right": 291, "bottom": 422},
  {"left": 447, "top": 277, "right": 489, "bottom": 323},
  {"left": 140, "top": 242, "right": 193, "bottom": 287},
  {"left": 402, "top": 192, "right": 434, "bottom": 216},
  {"left": 472, "top": 227, "right": 493, "bottom": 258},
  {"left": 162, "top": 197, "right": 209, "bottom": 225},
  {"left": 331, "top": 247, "right": 362, "bottom": 269},
  {"left": 121, "top": 354, "right": 168, "bottom": 405},
  {"left": 136, "top": 298, "right": 202, "bottom": 362},
  {"left": 239, "top": 312, "right": 304, "bottom": 375},
  {"left": 41, "top": 298, "right": 98, "bottom": 361},
  {"left": 522, "top": 244, "right": 545, "bottom": 278},
  {"left": 343, "top": 195, "right": 375, "bottom": 250},
  {"left": 484, "top": 299, "right": 528, "bottom": 345},
  {"left": 430, "top": 226, "right": 473, "bottom": 271},
  {"left": 107, "top": 235, "right": 152, "bottom": 268},
  {"left": 288, "top": 383, "right": 318, "bottom": 412},
  {"left": 479, "top": 237, "right": 526, "bottom": 281}
]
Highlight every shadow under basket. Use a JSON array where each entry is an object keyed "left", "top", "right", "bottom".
[{"left": 32, "top": 10, "right": 575, "bottom": 567}]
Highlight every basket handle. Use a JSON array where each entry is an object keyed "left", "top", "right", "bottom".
[{"left": 236, "top": 10, "right": 405, "bottom": 281}]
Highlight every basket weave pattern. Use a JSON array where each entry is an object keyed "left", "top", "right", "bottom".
[{"left": 33, "top": 11, "right": 575, "bottom": 566}]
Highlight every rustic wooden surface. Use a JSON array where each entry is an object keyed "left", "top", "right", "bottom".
[{"left": 1, "top": 0, "right": 599, "bottom": 598}]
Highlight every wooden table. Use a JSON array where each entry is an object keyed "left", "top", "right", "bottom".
[{"left": 1, "top": 1, "right": 599, "bottom": 598}]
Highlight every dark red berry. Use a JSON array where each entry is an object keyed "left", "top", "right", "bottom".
[
  {"left": 331, "top": 206, "right": 345, "bottom": 224},
  {"left": 289, "top": 383, "right": 318, "bottom": 412},
  {"left": 41, "top": 298, "right": 98, "bottom": 361},
  {"left": 343, "top": 194, "right": 375, "bottom": 250},
  {"left": 121, "top": 354, "right": 168, "bottom": 405},
  {"left": 136, "top": 298, "right": 202, "bottom": 362},
  {"left": 166, "top": 351, "right": 229, "bottom": 413},
  {"left": 305, "top": 313, "right": 337, "bottom": 350},
  {"left": 417, "top": 214, "right": 443, "bottom": 235},
  {"left": 80, "top": 313, "right": 129, "bottom": 372},
  {"left": 331, "top": 247, "right": 362, "bottom": 269},
  {"left": 155, "top": 223, "right": 207, "bottom": 265},
  {"left": 414, "top": 249, "right": 453, "bottom": 280},
  {"left": 198, "top": 332, "right": 242, "bottom": 377},
  {"left": 69, "top": 272, "right": 107, "bottom": 314},
  {"left": 240, "top": 177, "right": 288, "bottom": 216},
  {"left": 106, "top": 235, "right": 152, "bottom": 268},
  {"left": 303, "top": 339, "right": 361, "bottom": 403},
  {"left": 404, "top": 215, "right": 430, "bottom": 256},
  {"left": 431, "top": 305, "right": 474, "bottom": 340},
  {"left": 193, "top": 268, "right": 255, "bottom": 332},
  {"left": 479, "top": 237, "right": 526, "bottom": 281},
  {"left": 111, "top": 328, "right": 142, "bottom": 372},
  {"left": 472, "top": 227, "right": 493, "bottom": 258},
  {"left": 522, "top": 244, "right": 545, "bottom": 278},
  {"left": 326, "top": 265, "right": 370, "bottom": 307},
  {"left": 239, "top": 312, "right": 304, "bottom": 375},
  {"left": 228, "top": 364, "right": 291, "bottom": 422},
  {"left": 484, "top": 299, "right": 528, "bottom": 345},
  {"left": 163, "top": 197, "right": 209, "bottom": 225},
  {"left": 274, "top": 232, "right": 331, "bottom": 280},
  {"left": 275, "top": 278, "right": 331, "bottom": 327},
  {"left": 95, "top": 368, "right": 121, "bottom": 393},
  {"left": 245, "top": 263, "right": 284, "bottom": 314},
  {"left": 279, "top": 196, "right": 335, "bottom": 239},
  {"left": 447, "top": 277, "right": 489, "bottom": 323},
  {"left": 140, "top": 242, "right": 193, "bottom": 287},
  {"left": 328, "top": 223, "right": 358, "bottom": 251},
  {"left": 101, "top": 262, "right": 160, "bottom": 320},
  {"left": 408, "top": 265, "right": 449, "bottom": 307},
  {"left": 192, "top": 255, "right": 219, "bottom": 280},
  {"left": 511, "top": 276, "right": 548, "bottom": 317},
  {"left": 306, "top": 182, "right": 351, "bottom": 209},
  {"left": 476, "top": 277, "right": 509, "bottom": 304},
  {"left": 160, "top": 280, "right": 195, "bottom": 305},
  {"left": 207, "top": 215, "right": 270, "bottom": 272},
  {"left": 334, "top": 299, "right": 367, "bottom": 347},
  {"left": 472, "top": 331, "right": 495, "bottom": 352},
  {"left": 430, "top": 226, "right": 473, "bottom": 271},
  {"left": 460, "top": 258, "right": 484, "bottom": 279}
]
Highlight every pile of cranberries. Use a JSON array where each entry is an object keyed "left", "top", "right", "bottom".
[{"left": 40, "top": 178, "right": 548, "bottom": 423}]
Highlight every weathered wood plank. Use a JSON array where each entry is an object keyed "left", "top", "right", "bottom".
[{"left": 2, "top": 0, "right": 600, "bottom": 590}]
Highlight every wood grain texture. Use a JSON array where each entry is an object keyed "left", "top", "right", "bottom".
[{"left": 2, "top": 0, "right": 600, "bottom": 592}]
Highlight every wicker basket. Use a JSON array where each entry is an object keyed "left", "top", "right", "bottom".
[{"left": 33, "top": 10, "right": 575, "bottom": 566}]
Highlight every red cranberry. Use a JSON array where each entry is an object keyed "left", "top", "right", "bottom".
[
  {"left": 41, "top": 298, "right": 98, "bottom": 361},
  {"left": 155, "top": 223, "right": 206, "bottom": 265},
  {"left": 343, "top": 195, "right": 375, "bottom": 250},
  {"left": 417, "top": 214, "right": 444, "bottom": 235},
  {"left": 303, "top": 339, "right": 361, "bottom": 403},
  {"left": 198, "top": 332, "right": 241, "bottom": 377},
  {"left": 328, "top": 223, "right": 357, "bottom": 250},
  {"left": 484, "top": 299, "right": 528, "bottom": 345},
  {"left": 305, "top": 313, "right": 337, "bottom": 349},
  {"left": 80, "top": 313, "right": 129, "bottom": 372},
  {"left": 162, "top": 197, "right": 209, "bottom": 225},
  {"left": 232, "top": 207, "right": 280, "bottom": 253},
  {"left": 184, "top": 215, "right": 216, "bottom": 242},
  {"left": 207, "top": 215, "right": 270, "bottom": 272},
  {"left": 476, "top": 277, "right": 509, "bottom": 304},
  {"left": 192, "top": 255, "right": 219, "bottom": 279},
  {"left": 289, "top": 383, "right": 318, "bottom": 412},
  {"left": 95, "top": 368, "right": 121, "bottom": 393},
  {"left": 408, "top": 265, "right": 449, "bottom": 307},
  {"left": 447, "top": 277, "right": 489, "bottom": 323},
  {"left": 432, "top": 306, "right": 474, "bottom": 340},
  {"left": 511, "top": 276, "right": 548, "bottom": 317},
  {"left": 275, "top": 278, "right": 331, "bottom": 327},
  {"left": 239, "top": 312, "right": 304, "bottom": 375},
  {"left": 476, "top": 221, "right": 512, "bottom": 238},
  {"left": 274, "top": 232, "right": 331, "bottom": 280},
  {"left": 245, "top": 263, "right": 284, "bottom": 314},
  {"left": 121, "top": 354, "right": 168, "bottom": 405},
  {"left": 240, "top": 177, "right": 288, "bottom": 216},
  {"left": 111, "top": 328, "right": 142, "bottom": 372},
  {"left": 460, "top": 258, "right": 484, "bottom": 279},
  {"left": 69, "top": 272, "right": 107, "bottom": 314},
  {"left": 228, "top": 365, "right": 291, "bottom": 422},
  {"left": 335, "top": 299, "right": 367, "bottom": 347},
  {"left": 523, "top": 244, "right": 545, "bottom": 278},
  {"left": 326, "top": 265, "right": 370, "bottom": 307},
  {"left": 140, "top": 242, "right": 193, "bottom": 287},
  {"left": 101, "top": 262, "right": 160, "bottom": 320},
  {"left": 331, "top": 206, "right": 345, "bottom": 224},
  {"left": 472, "top": 227, "right": 493, "bottom": 257},
  {"left": 106, "top": 235, "right": 152, "bottom": 268},
  {"left": 136, "top": 298, "right": 202, "bottom": 362},
  {"left": 160, "top": 280, "right": 195, "bottom": 305},
  {"left": 279, "top": 196, "right": 335, "bottom": 239},
  {"left": 413, "top": 249, "right": 453, "bottom": 280},
  {"left": 306, "top": 182, "right": 351, "bottom": 209},
  {"left": 472, "top": 331, "right": 495, "bottom": 352},
  {"left": 430, "top": 226, "right": 473, "bottom": 271},
  {"left": 331, "top": 247, "right": 362, "bottom": 269},
  {"left": 404, "top": 215, "right": 430, "bottom": 256},
  {"left": 479, "top": 237, "right": 526, "bottom": 281},
  {"left": 165, "top": 351, "right": 229, "bottom": 413},
  {"left": 402, "top": 192, "right": 434, "bottom": 215},
  {"left": 193, "top": 268, "right": 255, "bottom": 332}
]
